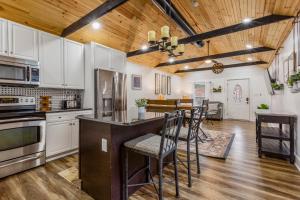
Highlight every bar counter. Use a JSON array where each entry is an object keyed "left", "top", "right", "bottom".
[{"left": 78, "top": 111, "right": 165, "bottom": 200}]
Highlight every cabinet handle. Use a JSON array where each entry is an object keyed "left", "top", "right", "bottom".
[
  {"left": 10, "top": 51, "right": 13, "bottom": 54},
  {"left": 4, "top": 50, "right": 7, "bottom": 53},
  {"left": 69, "top": 123, "right": 72, "bottom": 125}
]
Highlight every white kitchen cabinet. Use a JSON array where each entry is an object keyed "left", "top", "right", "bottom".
[
  {"left": 0, "top": 19, "right": 8, "bottom": 56},
  {"left": 64, "top": 39, "right": 84, "bottom": 89},
  {"left": 46, "top": 110, "right": 93, "bottom": 160},
  {"left": 8, "top": 21, "right": 38, "bottom": 61},
  {"left": 71, "top": 119, "right": 79, "bottom": 149},
  {"left": 110, "top": 48, "right": 126, "bottom": 72},
  {"left": 39, "top": 32, "right": 64, "bottom": 88},
  {"left": 94, "top": 43, "right": 110, "bottom": 69},
  {"left": 46, "top": 121, "right": 72, "bottom": 157}
]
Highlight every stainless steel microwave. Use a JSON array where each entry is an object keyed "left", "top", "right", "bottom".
[{"left": 0, "top": 55, "right": 40, "bottom": 86}]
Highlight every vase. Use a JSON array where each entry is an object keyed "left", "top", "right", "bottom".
[{"left": 138, "top": 107, "right": 145, "bottom": 120}]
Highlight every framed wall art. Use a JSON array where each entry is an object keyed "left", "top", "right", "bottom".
[
  {"left": 131, "top": 74, "right": 142, "bottom": 90},
  {"left": 155, "top": 73, "right": 161, "bottom": 94},
  {"left": 283, "top": 52, "right": 296, "bottom": 83},
  {"left": 167, "top": 76, "right": 171, "bottom": 95},
  {"left": 161, "top": 75, "right": 167, "bottom": 95}
]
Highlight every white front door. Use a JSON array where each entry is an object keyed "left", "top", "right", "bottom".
[{"left": 227, "top": 79, "right": 250, "bottom": 120}]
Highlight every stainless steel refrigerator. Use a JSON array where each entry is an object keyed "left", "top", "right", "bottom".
[{"left": 95, "top": 69, "right": 127, "bottom": 116}]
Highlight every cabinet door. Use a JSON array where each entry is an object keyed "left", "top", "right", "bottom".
[
  {"left": 64, "top": 39, "right": 84, "bottom": 89},
  {"left": 71, "top": 119, "right": 79, "bottom": 149},
  {"left": 93, "top": 43, "right": 110, "bottom": 69},
  {"left": 46, "top": 121, "right": 72, "bottom": 157},
  {"left": 110, "top": 49, "right": 126, "bottom": 72},
  {"left": 8, "top": 22, "right": 38, "bottom": 61},
  {"left": 39, "top": 32, "right": 64, "bottom": 88},
  {"left": 0, "top": 19, "right": 8, "bottom": 56}
]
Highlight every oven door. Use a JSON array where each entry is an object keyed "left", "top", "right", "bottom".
[
  {"left": 0, "top": 60, "right": 30, "bottom": 85},
  {"left": 0, "top": 119, "right": 46, "bottom": 162}
]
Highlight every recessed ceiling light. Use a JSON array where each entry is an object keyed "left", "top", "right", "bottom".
[
  {"left": 242, "top": 17, "right": 252, "bottom": 24},
  {"left": 184, "top": 65, "right": 189, "bottom": 69},
  {"left": 168, "top": 57, "right": 175, "bottom": 63},
  {"left": 192, "top": 0, "right": 199, "bottom": 7},
  {"left": 141, "top": 44, "right": 148, "bottom": 51},
  {"left": 247, "top": 57, "right": 253, "bottom": 61},
  {"left": 205, "top": 59, "right": 212, "bottom": 64},
  {"left": 92, "top": 21, "right": 101, "bottom": 30},
  {"left": 246, "top": 44, "right": 253, "bottom": 49}
]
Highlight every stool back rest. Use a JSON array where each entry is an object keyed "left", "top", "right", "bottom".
[
  {"left": 159, "top": 110, "right": 184, "bottom": 157},
  {"left": 188, "top": 106, "right": 204, "bottom": 139},
  {"left": 202, "top": 99, "right": 209, "bottom": 117}
]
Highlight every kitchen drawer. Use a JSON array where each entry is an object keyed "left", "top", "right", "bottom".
[{"left": 46, "top": 112, "right": 76, "bottom": 123}]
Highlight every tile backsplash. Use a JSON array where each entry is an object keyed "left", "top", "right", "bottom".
[{"left": 0, "top": 86, "right": 83, "bottom": 110}]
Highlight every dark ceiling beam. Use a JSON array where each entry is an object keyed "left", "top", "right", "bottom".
[
  {"left": 127, "top": 14, "right": 293, "bottom": 57},
  {"left": 61, "top": 0, "right": 128, "bottom": 37},
  {"left": 156, "top": 46, "right": 274, "bottom": 67},
  {"left": 152, "top": 0, "right": 204, "bottom": 47},
  {"left": 175, "top": 61, "right": 268, "bottom": 73}
]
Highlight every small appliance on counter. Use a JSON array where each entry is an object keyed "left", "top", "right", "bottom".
[
  {"left": 40, "top": 96, "right": 52, "bottom": 111},
  {"left": 62, "top": 95, "right": 81, "bottom": 110},
  {"left": 0, "top": 96, "right": 46, "bottom": 178}
]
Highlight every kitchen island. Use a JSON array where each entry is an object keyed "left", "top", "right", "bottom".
[{"left": 78, "top": 111, "right": 165, "bottom": 200}]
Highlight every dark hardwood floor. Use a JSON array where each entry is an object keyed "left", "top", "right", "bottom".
[{"left": 1, "top": 120, "right": 300, "bottom": 200}]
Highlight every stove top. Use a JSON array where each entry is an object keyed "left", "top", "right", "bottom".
[{"left": 0, "top": 96, "right": 45, "bottom": 120}]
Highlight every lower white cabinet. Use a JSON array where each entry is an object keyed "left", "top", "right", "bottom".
[
  {"left": 46, "top": 121, "right": 72, "bottom": 157},
  {"left": 46, "top": 110, "right": 92, "bottom": 159}
]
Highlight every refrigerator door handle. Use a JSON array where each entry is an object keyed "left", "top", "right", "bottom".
[{"left": 112, "top": 75, "right": 116, "bottom": 112}]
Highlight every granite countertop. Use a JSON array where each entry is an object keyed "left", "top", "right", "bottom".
[
  {"left": 77, "top": 110, "right": 165, "bottom": 126},
  {"left": 45, "top": 108, "right": 93, "bottom": 113}
]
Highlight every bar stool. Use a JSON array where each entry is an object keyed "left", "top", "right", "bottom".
[
  {"left": 177, "top": 106, "right": 204, "bottom": 187},
  {"left": 123, "top": 110, "right": 184, "bottom": 200}
]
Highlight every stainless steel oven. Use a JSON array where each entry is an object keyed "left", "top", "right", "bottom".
[
  {"left": 0, "top": 96, "right": 45, "bottom": 178},
  {"left": 0, "top": 55, "right": 40, "bottom": 86}
]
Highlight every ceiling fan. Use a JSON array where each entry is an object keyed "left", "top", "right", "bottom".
[{"left": 205, "top": 40, "right": 224, "bottom": 74}]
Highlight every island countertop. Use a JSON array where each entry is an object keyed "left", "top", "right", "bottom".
[
  {"left": 78, "top": 110, "right": 166, "bottom": 200},
  {"left": 77, "top": 110, "right": 165, "bottom": 126}
]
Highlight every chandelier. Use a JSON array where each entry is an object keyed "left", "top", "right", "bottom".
[{"left": 147, "top": 26, "right": 185, "bottom": 58}]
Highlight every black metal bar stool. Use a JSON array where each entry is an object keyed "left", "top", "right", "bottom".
[
  {"left": 123, "top": 110, "right": 184, "bottom": 200},
  {"left": 177, "top": 106, "right": 204, "bottom": 187}
]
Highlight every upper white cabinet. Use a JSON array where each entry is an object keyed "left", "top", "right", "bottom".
[
  {"left": 110, "top": 48, "right": 126, "bottom": 72},
  {"left": 8, "top": 22, "right": 38, "bottom": 61},
  {"left": 39, "top": 32, "right": 64, "bottom": 88},
  {"left": 64, "top": 39, "right": 84, "bottom": 89},
  {"left": 0, "top": 19, "right": 8, "bottom": 56},
  {"left": 94, "top": 43, "right": 110, "bottom": 69}
]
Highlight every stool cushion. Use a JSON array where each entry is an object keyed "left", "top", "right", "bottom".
[
  {"left": 124, "top": 133, "right": 175, "bottom": 158},
  {"left": 178, "top": 127, "right": 189, "bottom": 140}
]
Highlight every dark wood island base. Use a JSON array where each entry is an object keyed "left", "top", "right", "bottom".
[{"left": 78, "top": 112, "right": 165, "bottom": 200}]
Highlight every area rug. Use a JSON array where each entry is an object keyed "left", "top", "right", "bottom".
[
  {"left": 177, "top": 129, "right": 235, "bottom": 159},
  {"left": 58, "top": 166, "right": 81, "bottom": 189}
]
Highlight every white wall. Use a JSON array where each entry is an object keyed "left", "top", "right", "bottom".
[
  {"left": 126, "top": 61, "right": 182, "bottom": 113},
  {"left": 269, "top": 23, "right": 300, "bottom": 169},
  {"left": 181, "top": 58, "right": 271, "bottom": 121}
]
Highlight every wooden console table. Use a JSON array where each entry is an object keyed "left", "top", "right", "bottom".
[{"left": 256, "top": 112, "right": 297, "bottom": 164}]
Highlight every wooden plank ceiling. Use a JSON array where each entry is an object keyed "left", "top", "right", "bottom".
[{"left": 0, "top": 0, "right": 299, "bottom": 74}]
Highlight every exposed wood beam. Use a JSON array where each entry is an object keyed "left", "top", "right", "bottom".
[
  {"left": 127, "top": 14, "right": 293, "bottom": 57},
  {"left": 175, "top": 61, "right": 268, "bottom": 73},
  {"left": 61, "top": 0, "right": 128, "bottom": 37},
  {"left": 156, "top": 47, "right": 274, "bottom": 67},
  {"left": 152, "top": 0, "right": 204, "bottom": 47}
]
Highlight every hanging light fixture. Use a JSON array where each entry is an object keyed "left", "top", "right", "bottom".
[
  {"left": 204, "top": 40, "right": 224, "bottom": 74},
  {"left": 147, "top": 25, "right": 184, "bottom": 58}
]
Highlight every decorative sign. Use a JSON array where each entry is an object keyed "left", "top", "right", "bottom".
[
  {"left": 155, "top": 73, "right": 161, "bottom": 94},
  {"left": 167, "top": 76, "right": 171, "bottom": 95}
]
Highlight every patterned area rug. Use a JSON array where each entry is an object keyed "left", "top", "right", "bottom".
[
  {"left": 58, "top": 166, "right": 81, "bottom": 189},
  {"left": 177, "top": 129, "right": 235, "bottom": 159}
]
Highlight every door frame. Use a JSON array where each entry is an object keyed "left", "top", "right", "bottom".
[{"left": 226, "top": 78, "right": 250, "bottom": 121}]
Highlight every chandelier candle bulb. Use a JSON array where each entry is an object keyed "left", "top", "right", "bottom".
[
  {"left": 148, "top": 30, "right": 156, "bottom": 43},
  {"left": 177, "top": 44, "right": 185, "bottom": 53},
  {"left": 171, "top": 36, "right": 178, "bottom": 47},
  {"left": 161, "top": 26, "right": 170, "bottom": 40}
]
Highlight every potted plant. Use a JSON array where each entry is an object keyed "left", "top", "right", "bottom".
[
  {"left": 287, "top": 77, "right": 294, "bottom": 88},
  {"left": 271, "top": 82, "right": 284, "bottom": 95},
  {"left": 296, "top": 72, "right": 300, "bottom": 88},
  {"left": 135, "top": 98, "right": 147, "bottom": 114},
  {"left": 257, "top": 103, "right": 270, "bottom": 113},
  {"left": 290, "top": 74, "right": 299, "bottom": 90}
]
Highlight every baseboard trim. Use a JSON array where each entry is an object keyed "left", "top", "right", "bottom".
[
  {"left": 46, "top": 149, "right": 78, "bottom": 162},
  {"left": 295, "top": 154, "right": 300, "bottom": 171}
]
